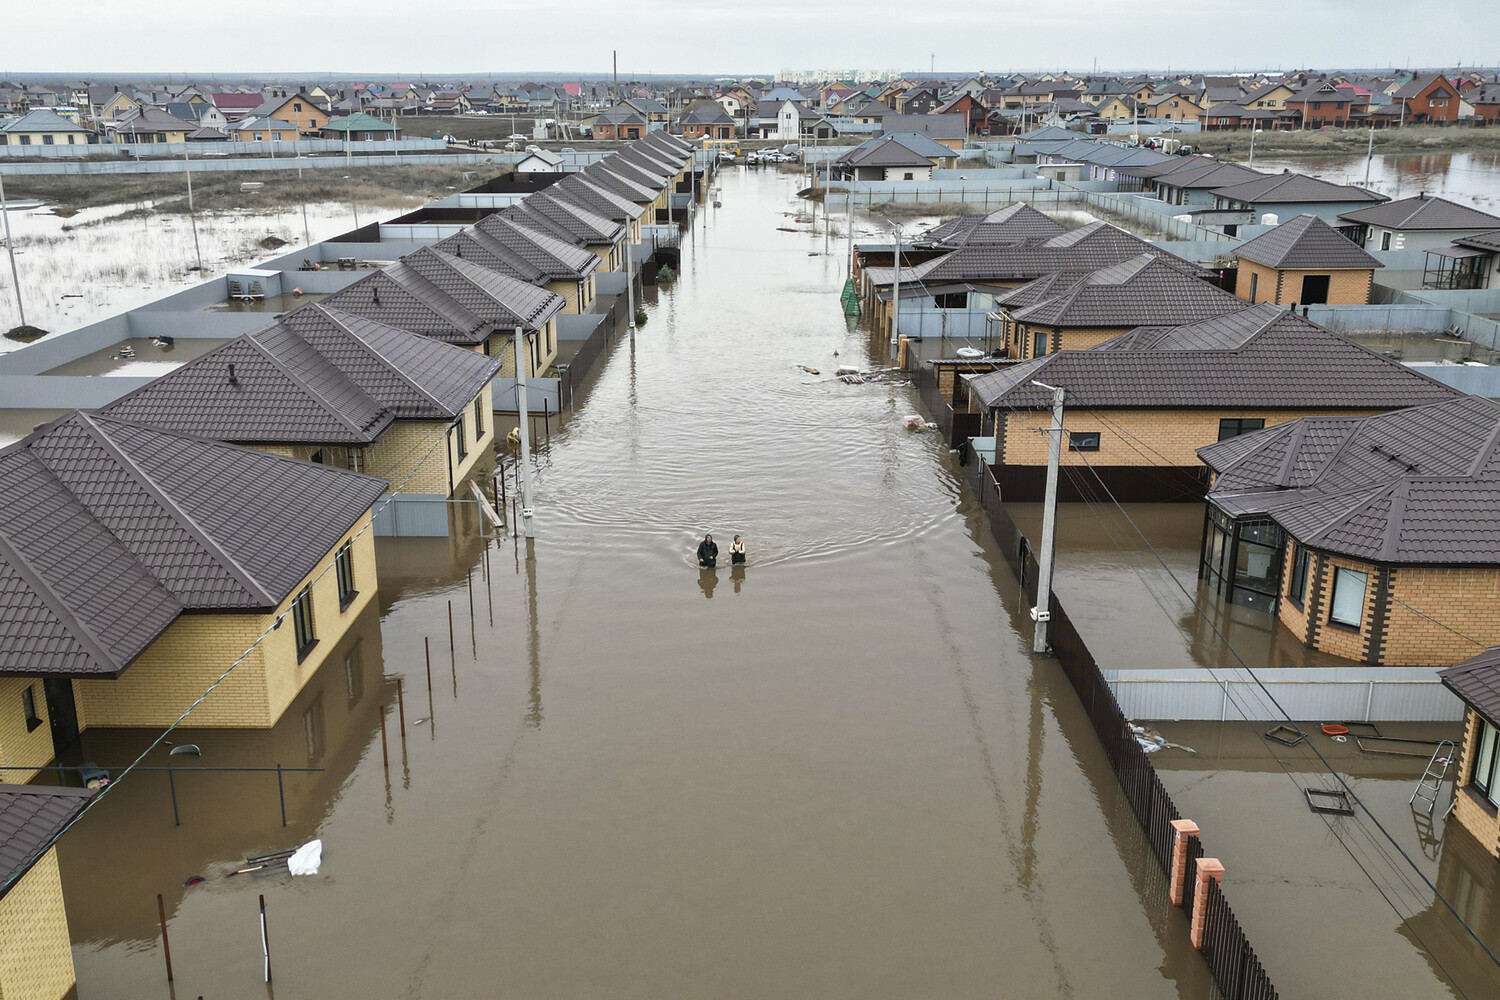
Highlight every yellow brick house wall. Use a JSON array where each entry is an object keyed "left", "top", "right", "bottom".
[
  {"left": 1235, "top": 260, "right": 1373, "bottom": 306},
  {"left": 73, "top": 512, "right": 377, "bottom": 730},
  {"left": 0, "top": 678, "right": 58, "bottom": 782},
  {"left": 1382, "top": 566, "right": 1500, "bottom": 666},
  {"left": 491, "top": 320, "right": 558, "bottom": 379},
  {"left": 1452, "top": 708, "right": 1500, "bottom": 858},
  {"left": 362, "top": 383, "right": 494, "bottom": 497},
  {"left": 999, "top": 407, "right": 1378, "bottom": 468},
  {"left": 0, "top": 849, "right": 77, "bottom": 1000},
  {"left": 546, "top": 276, "right": 598, "bottom": 315}
]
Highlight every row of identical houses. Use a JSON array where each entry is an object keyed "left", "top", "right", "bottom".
[
  {"left": 864, "top": 169, "right": 1500, "bottom": 860},
  {"left": 0, "top": 130, "right": 696, "bottom": 1000}
]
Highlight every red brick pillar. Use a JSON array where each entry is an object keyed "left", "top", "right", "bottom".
[
  {"left": 1168, "top": 819, "right": 1200, "bottom": 906},
  {"left": 1190, "top": 858, "right": 1225, "bottom": 951}
]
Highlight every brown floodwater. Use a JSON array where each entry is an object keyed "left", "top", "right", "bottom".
[{"left": 56, "top": 166, "right": 1230, "bottom": 998}]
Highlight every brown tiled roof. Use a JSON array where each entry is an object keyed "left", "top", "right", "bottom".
[
  {"left": 868, "top": 222, "right": 1205, "bottom": 287},
  {"left": 508, "top": 192, "right": 623, "bottom": 245},
  {"left": 552, "top": 173, "right": 646, "bottom": 222},
  {"left": 1007, "top": 254, "right": 1242, "bottom": 327},
  {"left": 920, "top": 202, "right": 1067, "bottom": 247},
  {"left": 435, "top": 216, "right": 599, "bottom": 284},
  {"left": 968, "top": 304, "right": 1459, "bottom": 412},
  {"left": 104, "top": 304, "right": 499, "bottom": 446},
  {"left": 1211, "top": 170, "right": 1385, "bottom": 205},
  {"left": 1441, "top": 648, "right": 1500, "bottom": 725},
  {"left": 1199, "top": 394, "right": 1500, "bottom": 564},
  {"left": 1233, "top": 214, "right": 1384, "bottom": 269},
  {"left": 1338, "top": 194, "right": 1500, "bottom": 231},
  {"left": 0, "top": 412, "right": 386, "bottom": 677},
  {"left": 0, "top": 785, "right": 93, "bottom": 900}
]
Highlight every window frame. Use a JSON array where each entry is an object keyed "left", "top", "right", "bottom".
[
  {"left": 454, "top": 415, "right": 468, "bottom": 462},
  {"left": 1217, "top": 417, "right": 1266, "bottom": 441},
  {"left": 473, "top": 395, "right": 486, "bottom": 439},
  {"left": 335, "top": 541, "right": 357, "bottom": 610},
  {"left": 1287, "top": 544, "right": 1310, "bottom": 606},
  {"left": 1067, "top": 430, "right": 1102, "bottom": 452},
  {"left": 291, "top": 586, "right": 317, "bottom": 660},
  {"left": 1470, "top": 718, "right": 1500, "bottom": 809},
  {"left": 22, "top": 684, "right": 42, "bottom": 732},
  {"left": 1328, "top": 567, "right": 1369, "bottom": 629}
]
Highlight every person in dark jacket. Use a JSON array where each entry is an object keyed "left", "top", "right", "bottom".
[{"left": 696, "top": 534, "right": 718, "bottom": 567}]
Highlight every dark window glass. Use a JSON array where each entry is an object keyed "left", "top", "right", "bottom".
[
  {"left": 22, "top": 685, "right": 42, "bottom": 732},
  {"left": 292, "top": 586, "right": 316, "bottom": 659},
  {"left": 1218, "top": 418, "right": 1265, "bottom": 441},
  {"left": 1288, "top": 545, "right": 1310, "bottom": 604},
  {"left": 1068, "top": 431, "right": 1102, "bottom": 451},
  {"left": 335, "top": 542, "right": 356, "bottom": 609},
  {"left": 933, "top": 292, "right": 968, "bottom": 309},
  {"left": 1473, "top": 721, "right": 1500, "bottom": 808},
  {"left": 473, "top": 396, "right": 486, "bottom": 438}
]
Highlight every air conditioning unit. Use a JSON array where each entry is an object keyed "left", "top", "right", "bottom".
[{"left": 226, "top": 268, "right": 281, "bottom": 301}]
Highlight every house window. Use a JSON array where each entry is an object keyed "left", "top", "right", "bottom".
[
  {"left": 454, "top": 418, "right": 468, "bottom": 461},
  {"left": 22, "top": 685, "right": 42, "bottom": 732},
  {"left": 1381, "top": 231, "right": 1392, "bottom": 251},
  {"left": 473, "top": 395, "right": 486, "bottom": 438},
  {"left": 1329, "top": 567, "right": 1368, "bottom": 628},
  {"left": 1249, "top": 271, "right": 1259, "bottom": 303},
  {"left": 903, "top": 172, "right": 914, "bottom": 181},
  {"left": 291, "top": 586, "right": 316, "bottom": 660},
  {"left": 1068, "top": 431, "right": 1102, "bottom": 451},
  {"left": 1472, "top": 719, "right": 1500, "bottom": 809},
  {"left": 43, "top": 134, "right": 54, "bottom": 145},
  {"left": 335, "top": 541, "right": 357, "bottom": 609},
  {"left": 294, "top": 102, "right": 303, "bottom": 112},
  {"left": 1217, "top": 417, "right": 1265, "bottom": 441},
  {"left": 1288, "top": 544, "right": 1310, "bottom": 605},
  {"left": 1033, "top": 330, "right": 1048, "bottom": 356},
  {"left": 933, "top": 292, "right": 967, "bottom": 309}
]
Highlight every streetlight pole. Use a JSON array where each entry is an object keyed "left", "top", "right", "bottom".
[
  {"left": 1030, "top": 380, "right": 1066, "bottom": 654},
  {"left": 1248, "top": 128, "right": 1263, "bottom": 169},
  {"left": 1364, "top": 125, "right": 1376, "bottom": 187}
]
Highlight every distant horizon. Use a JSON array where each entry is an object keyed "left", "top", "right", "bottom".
[
  {"left": 5, "top": 0, "right": 1498, "bottom": 81},
  {"left": 2, "top": 65, "right": 1495, "bottom": 85}
]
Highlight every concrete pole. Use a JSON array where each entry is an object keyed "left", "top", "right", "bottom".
[
  {"left": 889, "top": 222, "right": 901, "bottom": 358},
  {"left": 626, "top": 225, "right": 637, "bottom": 338},
  {"left": 512, "top": 327, "right": 536, "bottom": 538},
  {"left": 1364, "top": 126, "right": 1375, "bottom": 187},
  {"left": 0, "top": 170, "right": 25, "bottom": 328},
  {"left": 183, "top": 145, "right": 203, "bottom": 273},
  {"left": 1031, "top": 381, "right": 1066, "bottom": 654}
]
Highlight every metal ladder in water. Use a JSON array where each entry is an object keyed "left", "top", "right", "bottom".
[{"left": 1409, "top": 740, "right": 1457, "bottom": 816}]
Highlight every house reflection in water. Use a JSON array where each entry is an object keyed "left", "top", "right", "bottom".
[{"left": 52, "top": 603, "right": 390, "bottom": 946}]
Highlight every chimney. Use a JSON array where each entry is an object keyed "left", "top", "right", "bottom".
[{"left": 227, "top": 363, "right": 238, "bottom": 385}]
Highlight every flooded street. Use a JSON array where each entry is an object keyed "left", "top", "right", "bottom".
[
  {"left": 1243, "top": 151, "right": 1500, "bottom": 209},
  {"left": 59, "top": 165, "right": 1214, "bottom": 998}
]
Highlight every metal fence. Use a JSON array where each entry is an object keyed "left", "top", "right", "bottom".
[{"left": 960, "top": 457, "right": 1279, "bottom": 1000}]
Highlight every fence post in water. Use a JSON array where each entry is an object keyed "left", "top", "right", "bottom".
[
  {"left": 276, "top": 764, "right": 287, "bottom": 826},
  {"left": 259, "top": 894, "right": 271, "bottom": 983},
  {"left": 1168, "top": 819, "right": 1200, "bottom": 905},
  {"left": 1189, "top": 858, "right": 1224, "bottom": 950},
  {"left": 396, "top": 679, "right": 407, "bottom": 739},
  {"left": 448, "top": 600, "right": 456, "bottom": 662},
  {"left": 379, "top": 706, "right": 389, "bottom": 770},
  {"left": 166, "top": 762, "right": 180, "bottom": 827},
  {"left": 157, "top": 893, "right": 174, "bottom": 981}
]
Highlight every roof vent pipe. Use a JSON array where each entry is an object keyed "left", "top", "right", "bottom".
[{"left": 228, "top": 363, "right": 238, "bottom": 385}]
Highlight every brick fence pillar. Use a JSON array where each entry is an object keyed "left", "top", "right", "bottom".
[
  {"left": 1190, "top": 858, "right": 1225, "bottom": 951},
  {"left": 1168, "top": 819, "right": 1200, "bottom": 906}
]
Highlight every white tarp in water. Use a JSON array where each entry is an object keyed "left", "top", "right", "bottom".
[{"left": 287, "top": 839, "right": 322, "bottom": 876}]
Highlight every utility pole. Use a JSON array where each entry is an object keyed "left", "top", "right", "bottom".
[
  {"left": 1031, "top": 380, "right": 1065, "bottom": 654},
  {"left": 512, "top": 326, "right": 536, "bottom": 539},
  {"left": 1248, "top": 128, "right": 1262, "bottom": 169},
  {"left": 183, "top": 145, "right": 203, "bottom": 273},
  {"left": 0, "top": 170, "right": 25, "bottom": 329},
  {"left": 626, "top": 221, "right": 637, "bottom": 338},
  {"left": 1364, "top": 125, "right": 1376, "bottom": 186},
  {"left": 889, "top": 221, "right": 902, "bottom": 359}
]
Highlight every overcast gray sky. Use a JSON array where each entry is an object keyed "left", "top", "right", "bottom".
[{"left": 5, "top": 0, "right": 1495, "bottom": 77}]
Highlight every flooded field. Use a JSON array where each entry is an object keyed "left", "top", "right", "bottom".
[
  {"left": 1244, "top": 151, "right": 1500, "bottom": 209},
  {"left": 56, "top": 166, "right": 1218, "bottom": 999},
  {"left": 0, "top": 198, "right": 404, "bottom": 347}
]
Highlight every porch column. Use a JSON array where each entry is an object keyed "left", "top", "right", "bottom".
[
  {"left": 1168, "top": 819, "right": 1200, "bottom": 905},
  {"left": 1190, "top": 858, "right": 1225, "bottom": 950}
]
